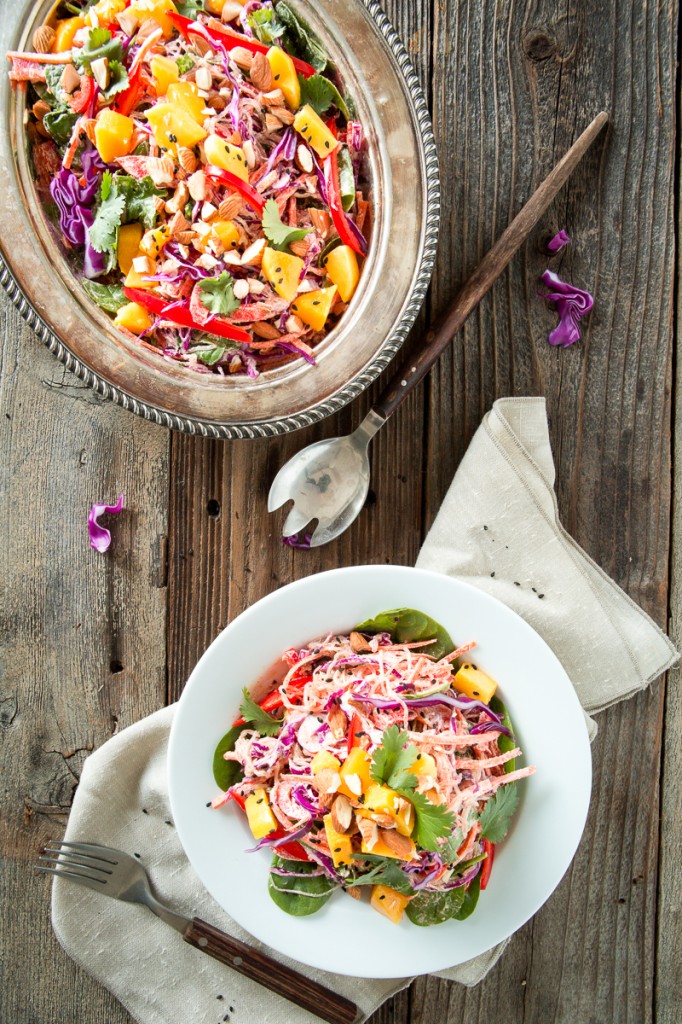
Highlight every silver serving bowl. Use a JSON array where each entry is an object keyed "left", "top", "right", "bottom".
[{"left": 0, "top": 0, "right": 439, "bottom": 439}]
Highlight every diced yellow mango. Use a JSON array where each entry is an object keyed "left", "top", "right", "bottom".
[
  {"left": 361, "top": 834, "right": 416, "bottom": 861},
  {"left": 139, "top": 225, "right": 171, "bottom": 259},
  {"left": 203, "top": 134, "right": 249, "bottom": 181},
  {"left": 266, "top": 46, "right": 300, "bottom": 110},
  {"left": 358, "top": 785, "right": 415, "bottom": 837},
  {"left": 338, "top": 747, "right": 372, "bottom": 800},
  {"left": 323, "top": 244, "right": 360, "bottom": 303},
  {"left": 117, "top": 223, "right": 144, "bottom": 275},
  {"left": 146, "top": 103, "right": 207, "bottom": 153},
  {"left": 290, "top": 286, "right": 337, "bottom": 332},
  {"left": 409, "top": 752, "right": 437, "bottom": 779},
  {"left": 94, "top": 108, "right": 136, "bottom": 164},
  {"left": 371, "top": 885, "right": 411, "bottom": 923},
  {"left": 167, "top": 81, "right": 207, "bottom": 124},
  {"left": 53, "top": 17, "right": 85, "bottom": 52},
  {"left": 453, "top": 663, "right": 498, "bottom": 704},
  {"left": 293, "top": 104, "right": 339, "bottom": 159},
  {"left": 311, "top": 751, "right": 341, "bottom": 774},
  {"left": 323, "top": 814, "right": 354, "bottom": 868},
  {"left": 88, "top": 0, "right": 126, "bottom": 26},
  {"left": 261, "top": 247, "right": 305, "bottom": 304},
  {"left": 205, "top": 0, "right": 235, "bottom": 13},
  {"left": 114, "top": 301, "right": 153, "bottom": 334},
  {"left": 245, "top": 788, "right": 278, "bottom": 839},
  {"left": 150, "top": 54, "right": 180, "bottom": 96},
  {"left": 211, "top": 220, "right": 240, "bottom": 251},
  {"left": 363, "top": 784, "right": 396, "bottom": 816},
  {"left": 393, "top": 799, "right": 415, "bottom": 838},
  {"left": 124, "top": 259, "right": 157, "bottom": 289},
  {"left": 130, "top": 0, "right": 179, "bottom": 38}
]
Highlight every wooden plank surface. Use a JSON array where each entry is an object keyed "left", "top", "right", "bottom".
[{"left": 0, "top": 0, "right": 678, "bottom": 1022}]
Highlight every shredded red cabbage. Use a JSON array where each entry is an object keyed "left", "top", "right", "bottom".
[
  {"left": 546, "top": 229, "right": 571, "bottom": 254},
  {"left": 540, "top": 269, "right": 594, "bottom": 347},
  {"left": 88, "top": 494, "right": 125, "bottom": 553},
  {"left": 283, "top": 532, "right": 312, "bottom": 549}
]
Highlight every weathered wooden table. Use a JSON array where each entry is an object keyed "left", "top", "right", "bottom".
[{"left": 1, "top": 1, "right": 680, "bottom": 1021}]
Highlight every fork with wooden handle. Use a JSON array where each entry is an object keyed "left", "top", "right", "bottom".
[{"left": 37, "top": 839, "right": 358, "bottom": 1024}]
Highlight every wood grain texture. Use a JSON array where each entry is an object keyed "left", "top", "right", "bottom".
[{"left": 0, "top": 304, "right": 169, "bottom": 1024}]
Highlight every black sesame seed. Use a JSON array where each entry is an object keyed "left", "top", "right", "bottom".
[
  {"left": 379, "top": 894, "right": 385, "bottom": 900},
  {"left": 513, "top": 581, "right": 520, "bottom": 587},
  {"left": 164, "top": 819, "right": 172, "bottom": 826},
  {"left": 275, "top": 266, "right": 282, "bottom": 272},
  {"left": 134, "top": 852, "right": 141, "bottom": 859},
  {"left": 169, "top": 133, "right": 177, "bottom": 143},
  {"left": 312, "top": 300, "right": 320, "bottom": 305},
  {"left": 216, "top": 995, "right": 223, "bottom": 1001},
  {"left": 538, "top": 593, "right": 545, "bottom": 599},
  {"left": 490, "top": 572, "right": 495, "bottom": 577},
  {"left": 274, "top": 73, "right": 280, "bottom": 80},
  {"left": 324, "top": 141, "right": 330, "bottom": 148},
  {"left": 483, "top": 525, "right": 488, "bottom": 531},
  {"left": 206, "top": 801, "right": 212, "bottom": 807},
  {"left": 142, "top": 808, "right": 148, "bottom": 814}
]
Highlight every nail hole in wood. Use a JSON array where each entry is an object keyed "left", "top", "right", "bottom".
[
  {"left": 207, "top": 499, "right": 221, "bottom": 518},
  {"left": 110, "top": 659, "right": 123, "bottom": 674}
]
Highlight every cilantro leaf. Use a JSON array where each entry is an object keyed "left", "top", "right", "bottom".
[
  {"left": 239, "top": 688, "right": 282, "bottom": 736},
  {"left": 102, "top": 59, "right": 130, "bottom": 100},
  {"left": 249, "top": 7, "right": 285, "bottom": 44},
  {"left": 88, "top": 189, "right": 126, "bottom": 256},
  {"left": 396, "top": 788, "right": 456, "bottom": 852},
  {"left": 176, "top": 53, "right": 195, "bottom": 75},
  {"left": 298, "top": 73, "right": 350, "bottom": 120},
  {"left": 100, "top": 170, "right": 113, "bottom": 202},
  {"left": 81, "top": 280, "right": 127, "bottom": 313},
  {"left": 478, "top": 784, "right": 519, "bottom": 843},
  {"left": 261, "top": 199, "right": 311, "bottom": 252},
  {"left": 198, "top": 272, "right": 240, "bottom": 316},
  {"left": 349, "top": 856, "right": 414, "bottom": 895},
  {"left": 73, "top": 27, "right": 124, "bottom": 72},
  {"left": 174, "top": 0, "right": 205, "bottom": 16},
  {"left": 369, "top": 725, "right": 419, "bottom": 791},
  {"left": 113, "top": 174, "right": 165, "bottom": 230},
  {"left": 437, "top": 827, "right": 465, "bottom": 864}
]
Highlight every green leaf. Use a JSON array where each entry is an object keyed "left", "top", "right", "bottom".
[
  {"left": 239, "top": 688, "right": 282, "bottom": 736},
  {"left": 354, "top": 608, "right": 455, "bottom": 661},
  {"left": 298, "top": 73, "right": 350, "bottom": 120},
  {"left": 42, "top": 109, "right": 79, "bottom": 146},
  {"left": 268, "top": 855, "right": 336, "bottom": 916},
  {"left": 405, "top": 885, "right": 466, "bottom": 927},
  {"left": 349, "top": 856, "right": 414, "bottom": 895},
  {"left": 396, "top": 788, "right": 456, "bottom": 853},
  {"left": 174, "top": 0, "right": 205, "bottom": 16},
  {"left": 261, "top": 198, "right": 311, "bottom": 251},
  {"left": 438, "top": 827, "right": 465, "bottom": 864},
  {"left": 198, "top": 271, "right": 240, "bottom": 316},
  {"left": 212, "top": 722, "right": 248, "bottom": 790},
  {"left": 196, "top": 344, "right": 227, "bottom": 366},
  {"left": 490, "top": 695, "right": 516, "bottom": 773},
  {"left": 100, "top": 170, "right": 113, "bottom": 202},
  {"left": 101, "top": 59, "right": 130, "bottom": 100},
  {"left": 248, "top": 7, "right": 285, "bottom": 44},
  {"left": 478, "top": 784, "right": 519, "bottom": 843},
  {"left": 44, "top": 65, "right": 70, "bottom": 106},
  {"left": 337, "top": 147, "right": 356, "bottom": 212},
  {"left": 275, "top": 1, "right": 328, "bottom": 72},
  {"left": 88, "top": 190, "right": 126, "bottom": 256},
  {"left": 113, "top": 174, "right": 165, "bottom": 230},
  {"left": 369, "top": 725, "right": 418, "bottom": 791},
  {"left": 81, "top": 280, "right": 127, "bottom": 313},
  {"left": 452, "top": 872, "right": 481, "bottom": 920},
  {"left": 175, "top": 53, "right": 196, "bottom": 75},
  {"left": 73, "top": 27, "right": 124, "bottom": 72}
]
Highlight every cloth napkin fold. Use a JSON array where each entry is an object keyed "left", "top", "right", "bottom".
[{"left": 52, "top": 397, "right": 678, "bottom": 1024}]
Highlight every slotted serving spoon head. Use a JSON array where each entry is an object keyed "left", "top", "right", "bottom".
[{"left": 268, "top": 411, "right": 384, "bottom": 546}]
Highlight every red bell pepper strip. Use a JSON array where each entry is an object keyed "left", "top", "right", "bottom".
[
  {"left": 68, "top": 74, "right": 96, "bottom": 114},
  {"left": 167, "top": 13, "right": 317, "bottom": 78},
  {"left": 480, "top": 839, "right": 495, "bottom": 890},
  {"left": 122, "top": 287, "right": 252, "bottom": 345},
  {"left": 112, "top": 65, "right": 146, "bottom": 117},
  {"left": 324, "top": 147, "right": 366, "bottom": 256},
  {"left": 232, "top": 672, "right": 312, "bottom": 727},
  {"left": 205, "top": 164, "right": 267, "bottom": 215},
  {"left": 268, "top": 829, "right": 312, "bottom": 861},
  {"left": 228, "top": 791, "right": 246, "bottom": 811},
  {"left": 347, "top": 712, "right": 362, "bottom": 754}
]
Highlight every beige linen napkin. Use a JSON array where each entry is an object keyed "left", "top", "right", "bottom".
[{"left": 52, "top": 397, "right": 678, "bottom": 1024}]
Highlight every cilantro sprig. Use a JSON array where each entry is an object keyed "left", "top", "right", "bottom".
[
  {"left": 261, "top": 199, "right": 311, "bottom": 252},
  {"left": 239, "top": 688, "right": 282, "bottom": 736},
  {"left": 478, "top": 784, "right": 519, "bottom": 843},
  {"left": 198, "top": 272, "right": 240, "bottom": 316}
]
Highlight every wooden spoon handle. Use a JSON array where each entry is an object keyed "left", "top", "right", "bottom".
[
  {"left": 184, "top": 918, "right": 358, "bottom": 1024},
  {"left": 372, "top": 111, "right": 608, "bottom": 421}
]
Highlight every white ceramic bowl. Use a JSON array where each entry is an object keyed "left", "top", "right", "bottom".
[{"left": 168, "top": 566, "right": 591, "bottom": 978}]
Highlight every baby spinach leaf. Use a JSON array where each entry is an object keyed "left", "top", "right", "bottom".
[
  {"left": 354, "top": 608, "right": 455, "bottom": 661},
  {"left": 405, "top": 885, "right": 466, "bottom": 927},
  {"left": 212, "top": 722, "right": 248, "bottom": 790},
  {"left": 275, "top": 2, "right": 328, "bottom": 72},
  {"left": 268, "top": 855, "right": 336, "bottom": 916},
  {"left": 349, "top": 855, "right": 414, "bottom": 895},
  {"left": 174, "top": 0, "right": 205, "bottom": 16},
  {"left": 478, "top": 784, "right": 519, "bottom": 844},
  {"left": 81, "top": 280, "right": 127, "bottom": 313},
  {"left": 452, "top": 872, "right": 481, "bottom": 920},
  {"left": 438, "top": 827, "right": 465, "bottom": 864},
  {"left": 43, "top": 109, "right": 79, "bottom": 146},
  {"left": 489, "top": 695, "right": 516, "bottom": 772}
]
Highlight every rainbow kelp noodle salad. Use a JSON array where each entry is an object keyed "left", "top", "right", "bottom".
[
  {"left": 7, "top": 0, "right": 370, "bottom": 378},
  {"left": 212, "top": 609, "right": 535, "bottom": 926}
]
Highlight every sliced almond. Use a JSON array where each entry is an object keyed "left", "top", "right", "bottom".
[
  {"left": 346, "top": 886, "right": 362, "bottom": 900},
  {"left": 146, "top": 155, "right": 175, "bottom": 188},
  {"left": 261, "top": 88, "right": 285, "bottom": 107},
  {"left": 116, "top": 10, "right": 139, "bottom": 37},
  {"left": 252, "top": 320, "right": 282, "bottom": 340},
  {"left": 265, "top": 112, "right": 284, "bottom": 133},
  {"left": 132, "top": 255, "right": 151, "bottom": 274},
  {"left": 178, "top": 147, "right": 198, "bottom": 174},
  {"left": 233, "top": 278, "right": 250, "bottom": 300},
  {"left": 90, "top": 57, "right": 110, "bottom": 91},
  {"left": 168, "top": 211, "right": 190, "bottom": 236},
  {"left": 242, "top": 139, "right": 256, "bottom": 169},
  {"left": 165, "top": 181, "right": 189, "bottom": 214},
  {"left": 137, "top": 17, "right": 162, "bottom": 42},
  {"left": 271, "top": 105, "right": 295, "bottom": 125},
  {"left": 196, "top": 252, "right": 219, "bottom": 270},
  {"left": 371, "top": 813, "right": 396, "bottom": 829},
  {"left": 220, "top": 0, "right": 245, "bottom": 21},
  {"left": 60, "top": 64, "right": 81, "bottom": 95},
  {"left": 230, "top": 46, "right": 253, "bottom": 71},
  {"left": 313, "top": 768, "right": 341, "bottom": 795},
  {"left": 195, "top": 64, "right": 213, "bottom": 92},
  {"left": 343, "top": 772, "right": 362, "bottom": 797},
  {"left": 350, "top": 631, "right": 371, "bottom": 653},
  {"left": 201, "top": 201, "right": 218, "bottom": 221},
  {"left": 379, "top": 828, "right": 413, "bottom": 860},
  {"left": 208, "top": 91, "right": 227, "bottom": 112},
  {"left": 218, "top": 194, "right": 242, "bottom": 220},
  {"left": 331, "top": 794, "right": 353, "bottom": 833},
  {"left": 222, "top": 251, "right": 242, "bottom": 266},
  {"left": 248, "top": 279, "right": 266, "bottom": 295},
  {"left": 32, "top": 99, "right": 51, "bottom": 122},
  {"left": 327, "top": 704, "right": 347, "bottom": 740},
  {"left": 240, "top": 238, "right": 266, "bottom": 266},
  {"left": 295, "top": 144, "right": 314, "bottom": 174},
  {"left": 288, "top": 238, "right": 309, "bottom": 260},
  {"left": 191, "top": 34, "right": 213, "bottom": 58},
  {"left": 153, "top": 194, "right": 167, "bottom": 215},
  {"left": 188, "top": 169, "right": 207, "bottom": 201},
  {"left": 32, "top": 25, "right": 56, "bottom": 54},
  {"left": 310, "top": 208, "right": 332, "bottom": 239},
  {"left": 250, "top": 51, "right": 273, "bottom": 92},
  {"left": 357, "top": 817, "right": 379, "bottom": 850},
  {"left": 174, "top": 230, "right": 195, "bottom": 245}
]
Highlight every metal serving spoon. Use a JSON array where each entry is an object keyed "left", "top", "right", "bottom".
[{"left": 269, "top": 112, "right": 609, "bottom": 547}]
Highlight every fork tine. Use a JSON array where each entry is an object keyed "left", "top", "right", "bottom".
[
  {"left": 37, "top": 852, "right": 113, "bottom": 875},
  {"left": 282, "top": 504, "right": 313, "bottom": 537},
  {"left": 43, "top": 840, "right": 119, "bottom": 864},
  {"left": 35, "top": 864, "right": 108, "bottom": 889}
]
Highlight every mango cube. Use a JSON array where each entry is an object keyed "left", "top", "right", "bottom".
[
  {"left": 146, "top": 103, "right": 207, "bottom": 153},
  {"left": 362, "top": 784, "right": 414, "bottom": 837},
  {"left": 338, "top": 747, "right": 371, "bottom": 800},
  {"left": 323, "top": 814, "right": 354, "bottom": 868},
  {"left": 371, "top": 885, "right": 411, "bottom": 924},
  {"left": 323, "top": 244, "right": 360, "bottom": 303},
  {"left": 88, "top": 0, "right": 126, "bottom": 25},
  {"left": 211, "top": 220, "right": 240, "bottom": 251},
  {"left": 290, "top": 286, "right": 337, "bottom": 332},
  {"left": 114, "top": 301, "right": 153, "bottom": 334},
  {"left": 124, "top": 259, "right": 157, "bottom": 289},
  {"left": 204, "top": 134, "right": 249, "bottom": 181},
  {"left": 409, "top": 752, "right": 437, "bottom": 779},
  {"left": 53, "top": 16, "right": 85, "bottom": 52},
  {"left": 130, "top": 0, "right": 179, "bottom": 38},
  {"left": 453, "top": 663, "right": 498, "bottom": 704},
  {"left": 311, "top": 750, "right": 341, "bottom": 774},
  {"left": 94, "top": 108, "right": 136, "bottom": 164},
  {"left": 261, "top": 247, "right": 305, "bottom": 304},
  {"left": 167, "top": 81, "right": 207, "bottom": 124},
  {"left": 245, "top": 788, "right": 277, "bottom": 839},
  {"left": 266, "top": 46, "right": 300, "bottom": 110},
  {"left": 150, "top": 54, "right": 180, "bottom": 96},
  {"left": 139, "top": 225, "right": 171, "bottom": 259},
  {"left": 117, "top": 223, "right": 144, "bottom": 275},
  {"left": 293, "top": 105, "right": 339, "bottom": 159}
]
